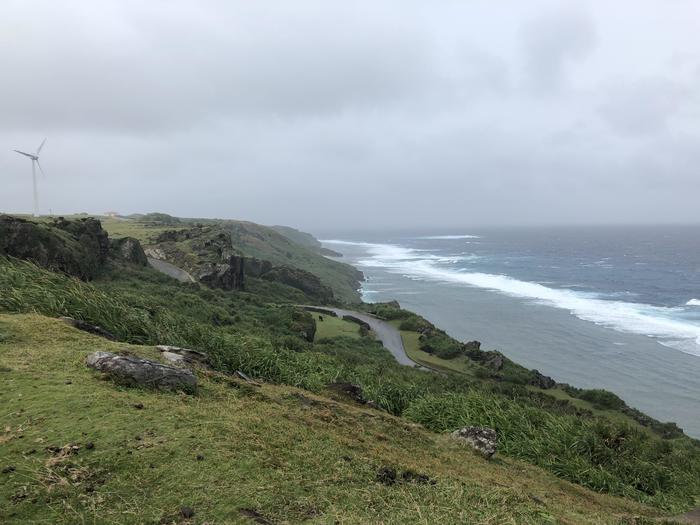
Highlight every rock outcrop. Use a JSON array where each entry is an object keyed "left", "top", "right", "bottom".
[
  {"left": 197, "top": 256, "right": 245, "bottom": 291},
  {"left": 243, "top": 257, "right": 273, "bottom": 278},
  {"left": 148, "top": 225, "right": 338, "bottom": 300},
  {"left": 151, "top": 226, "right": 246, "bottom": 291},
  {"left": 529, "top": 369, "right": 556, "bottom": 389},
  {"left": 0, "top": 215, "right": 109, "bottom": 280},
  {"left": 110, "top": 237, "right": 148, "bottom": 266},
  {"left": 261, "top": 266, "right": 333, "bottom": 303},
  {"left": 86, "top": 351, "right": 197, "bottom": 393},
  {"left": 451, "top": 427, "right": 498, "bottom": 459},
  {"left": 61, "top": 317, "right": 117, "bottom": 341},
  {"left": 156, "top": 345, "right": 211, "bottom": 368}
]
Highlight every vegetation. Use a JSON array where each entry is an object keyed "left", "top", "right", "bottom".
[
  {"left": 1, "top": 256, "right": 699, "bottom": 515},
  {"left": 315, "top": 314, "right": 362, "bottom": 340},
  {"left": 1, "top": 214, "right": 699, "bottom": 522},
  {"left": 1, "top": 314, "right": 668, "bottom": 524}
]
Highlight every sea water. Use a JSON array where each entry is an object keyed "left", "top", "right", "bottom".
[{"left": 319, "top": 225, "right": 700, "bottom": 437}]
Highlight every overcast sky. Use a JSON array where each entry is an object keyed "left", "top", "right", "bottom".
[{"left": 1, "top": 1, "right": 699, "bottom": 230}]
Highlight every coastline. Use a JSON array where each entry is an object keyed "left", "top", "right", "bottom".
[{"left": 323, "top": 235, "right": 700, "bottom": 439}]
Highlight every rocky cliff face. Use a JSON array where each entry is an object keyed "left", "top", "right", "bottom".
[
  {"left": 261, "top": 266, "right": 333, "bottom": 303},
  {"left": 0, "top": 215, "right": 109, "bottom": 280},
  {"left": 151, "top": 225, "right": 246, "bottom": 291},
  {"left": 110, "top": 237, "right": 148, "bottom": 266},
  {"left": 150, "top": 225, "right": 335, "bottom": 300}
]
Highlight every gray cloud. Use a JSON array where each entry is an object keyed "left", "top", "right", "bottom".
[
  {"left": 1, "top": 0, "right": 699, "bottom": 230},
  {"left": 520, "top": 8, "right": 596, "bottom": 92}
]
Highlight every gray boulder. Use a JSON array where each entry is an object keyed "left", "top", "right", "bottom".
[
  {"left": 156, "top": 345, "right": 211, "bottom": 368},
  {"left": 110, "top": 237, "right": 148, "bottom": 266},
  {"left": 452, "top": 426, "right": 497, "bottom": 459},
  {"left": 86, "top": 351, "right": 197, "bottom": 393}
]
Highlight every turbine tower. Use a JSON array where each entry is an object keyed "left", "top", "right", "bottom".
[{"left": 13, "top": 138, "right": 46, "bottom": 217}]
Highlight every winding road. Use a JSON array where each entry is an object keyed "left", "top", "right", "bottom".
[
  {"left": 147, "top": 257, "right": 195, "bottom": 283},
  {"left": 303, "top": 306, "right": 417, "bottom": 367}
]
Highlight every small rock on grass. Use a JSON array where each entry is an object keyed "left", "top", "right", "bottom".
[
  {"left": 85, "top": 351, "right": 197, "bottom": 393},
  {"left": 451, "top": 426, "right": 498, "bottom": 459},
  {"left": 180, "top": 506, "right": 195, "bottom": 519}
]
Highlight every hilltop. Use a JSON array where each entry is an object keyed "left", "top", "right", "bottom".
[{"left": 1, "top": 213, "right": 699, "bottom": 524}]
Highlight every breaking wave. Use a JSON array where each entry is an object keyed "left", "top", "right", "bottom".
[
  {"left": 323, "top": 239, "right": 700, "bottom": 356},
  {"left": 418, "top": 234, "right": 481, "bottom": 240}
]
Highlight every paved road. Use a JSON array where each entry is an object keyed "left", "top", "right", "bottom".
[
  {"left": 304, "top": 306, "right": 417, "bottom": 367},
  {"left": 147, "top": 257, "right": 195, "bottom": 283}
]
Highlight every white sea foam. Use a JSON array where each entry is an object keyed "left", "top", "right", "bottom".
[
  {"left": 686, "top": 299, "right": 700, "bottom": 306},
  {"left": 324, "top": 239, "right": 700, "bottom": 356},
  {"left": 418, "top": 234, "right": 481, "bottom": 240}
]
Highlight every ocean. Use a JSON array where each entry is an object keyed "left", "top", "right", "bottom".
[{"left": 319, "top": 225, "right": 700, "bottom": 438}]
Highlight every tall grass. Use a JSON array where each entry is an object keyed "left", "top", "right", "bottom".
[
  {"left": 404, "top": 392, "right": 700, "bottom": 508},
  {"left": 2, "top": 257, "right": 699, "bottom": 511}
]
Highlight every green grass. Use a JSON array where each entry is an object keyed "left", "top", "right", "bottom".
[
  {"left": 98, "top": 216, "right": 187, "bottom": 244},
  {"left": 2, "top": 257, "right": 700, "bottom": 514},
  {"left": 314, "top": 314, "right": 362, "bottom": 340},
  {"left": 398, "top": 325, "right": 479, "bottom": 376},
  {"left": 0, "top": 313, "right": 673, "bottom": 524}
]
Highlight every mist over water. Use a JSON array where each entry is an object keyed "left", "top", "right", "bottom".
[{"left": 321, "top": 225, "right": 700, "bottom": 437}]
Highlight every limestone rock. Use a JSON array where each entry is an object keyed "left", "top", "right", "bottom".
[
  {"left": 110, "top": 237, "right": 148, "bottom": 266},
  {"left": 452, "top": 426, "right": 497, "bottom": 459},
  {"left": 244, "top": 257, "right": 273, "bottom": 278},
  {"left": 197, "top": 256, "right": 244, "bottom": 291},
  {"left": 61, "top": 317, "right": 116, "bottom": 341},
  {"left": 0, "top": 215, "right": 110, "bottom": 280},
  {"left": 156, "top": 345, "right": 210, "bottom": 368},
  {"left": 86, "top": 351, "right": 197, "bottom": 393},
  {"left": 261, "top": 266, "right": 333, "bottom": 302},
  {"left": 529, "top": 369, "right": 556, "bottom": 389}
]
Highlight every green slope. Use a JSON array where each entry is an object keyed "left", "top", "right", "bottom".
[
  {"left": 226, "top": 220, "right": 362, "bottom": 303},
  {"left": 100, "top": 216, "right": 363, "bottom": 304},
  {"left": 0, "top": 314, "right": 666, "bottom": 524}
]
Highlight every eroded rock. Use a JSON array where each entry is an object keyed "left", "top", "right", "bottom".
[
  {"left": 86, "top": 351, "right": 197, "bottom": 393},
  {"left": 529, "top": 369, "right": 556, "bottom": 389},
  {"left": 156, "top": 345, "right": 211, "bottom": 368},
  {"left": 110, "top": 237, "right": 148, "bottom": 266},
  {"left": 61, "top": 317, "right": 116, "bottom": 341},
  {"left": 452, "top": 426, "right": 497, "bottom": 459}
]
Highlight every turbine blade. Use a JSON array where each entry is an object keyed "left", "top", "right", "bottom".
[
  {"left": 14, "top": 149, "right": 34, "bottom": 158},
  {"left": 36, "top": 159, "right": 46, "bottom": 177},
  {"left": 36, "top": 138, "right": 47, "bottom": 155}
]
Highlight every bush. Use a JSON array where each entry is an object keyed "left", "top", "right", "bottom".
[{"left": 404, "top": 392, "right": 700, "bottom": 508}]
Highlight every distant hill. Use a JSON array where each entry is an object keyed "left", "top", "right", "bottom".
[
  {"left": 227, "top": 221, "right": 361, "bottom": 302},
  {"left": 271, "top": 224, "right": 343, "bottom": 258}
]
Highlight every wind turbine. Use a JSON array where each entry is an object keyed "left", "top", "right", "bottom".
[{"left": 13, "top": 138, "right": 46, "bottom": 217}]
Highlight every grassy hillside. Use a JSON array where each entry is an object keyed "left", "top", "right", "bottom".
[
  {"left": 2, "top": 256, "right": 700, "bottom": 518},
  {"left": 99, "top": 216, "right": 363, "bottom": 304},
  {"left": 225, "top": 220, "right": 362, "bottom": 303},
  {"left": 0, "top": 313, "right": 670, "bottom": 524}
]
